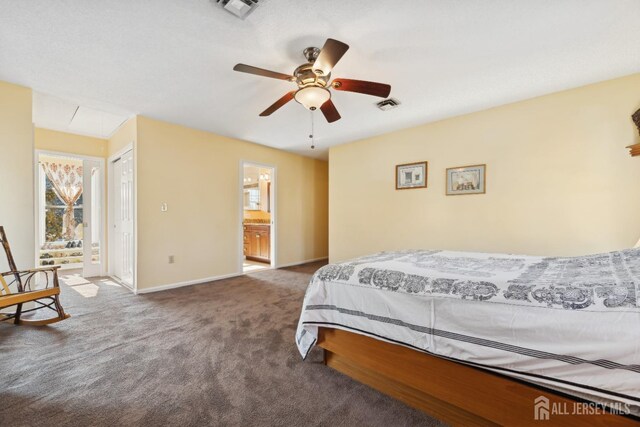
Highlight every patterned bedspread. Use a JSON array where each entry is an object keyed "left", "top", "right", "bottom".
[
  {"left": 296, "top": 248, "right": 640, "bottom": 415},
  {"left": 314, "top": 249, "right": 640, "bottom": 312}
]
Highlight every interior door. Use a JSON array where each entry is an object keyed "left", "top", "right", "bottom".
[
  {"left": 82, "top": 159, "right": 103, "bottom": 277},
  {"left": 113, "top": 150, "right": 134, "bottom": 286}
]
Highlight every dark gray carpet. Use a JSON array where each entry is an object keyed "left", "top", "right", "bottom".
[{"left": 0, "top": 262, "right": 444, "bottom": 426}]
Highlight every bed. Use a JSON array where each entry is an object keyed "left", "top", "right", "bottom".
[{"left": 296, "top": 249, "right": 640, "bottom": 425}]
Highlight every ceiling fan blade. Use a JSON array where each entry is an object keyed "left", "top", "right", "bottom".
[
  {"left": 259, "top": 91, "right": 296, "bottom": 116},
  {"left": 332, "top": 78, "right": 391, "bottom": 98},
  {"left": 313, "top": 39, "right": 350, "bottom": 76},
  {"left": 233, "top": 64, "right": 293, "bottom": 81},
  {"left": 320, "top": 99, "right": 341, "bottom": 123}
]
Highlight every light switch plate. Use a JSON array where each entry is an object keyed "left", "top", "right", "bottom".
[{"left": 161, "top": 202, "right": 168, "bottom": 212}]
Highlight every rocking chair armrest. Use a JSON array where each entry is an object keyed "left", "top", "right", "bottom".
[
  {"left": 1, "top": 267, "right": 61, "bottom": 291},
  {"left": 1, "top": 266, "right": 60, "bottom": 277}
]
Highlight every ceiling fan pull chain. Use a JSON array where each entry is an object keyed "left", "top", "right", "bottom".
[{"left": 310, "top": 110, "right": 315, "bottom": 149}]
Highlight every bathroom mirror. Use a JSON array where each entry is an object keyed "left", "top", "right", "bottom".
[
  {"left": 243, "top": 166, "right": 272, "bottom": 212},
  {"left": 243, "top": 184, "right": 261, "bottom": 211}
]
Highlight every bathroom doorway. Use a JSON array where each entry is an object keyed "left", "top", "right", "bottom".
[{"left": 240, "top": 162, "right": 275, "bottom": 273}]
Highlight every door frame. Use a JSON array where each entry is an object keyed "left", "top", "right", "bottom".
[
  {"left": 33, "top": 149, "right": 106, "bottom": 276},
  {"left": 107, "top": 143, "right": 137, "bottom": 293},
  {"left": 238, "top": 160, "right": 277, "bottom": 274}
]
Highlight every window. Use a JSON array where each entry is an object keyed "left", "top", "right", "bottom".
[{"left": 44, "top": 176, "right": 83, "bottom": 242}]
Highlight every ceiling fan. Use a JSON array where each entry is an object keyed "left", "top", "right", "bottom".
[{"left": 233, "top": 38, "right": 391, "bottom": 123}]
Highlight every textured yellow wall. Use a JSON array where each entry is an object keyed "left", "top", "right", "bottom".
[
  {"left": 108, "top": 117, "right": 137, "bottom": 157},
  {"left": 0, "top": 81, "right": 34, "bottom": 270},
  {"left": 329, "top": 73, "right": 640, "bottom": 262},
  {"left": 35, "top": 128, "right": 107, "bottom": 157},
  {"left": 135, "top": 116, "right": 328, "bottom": 290}
]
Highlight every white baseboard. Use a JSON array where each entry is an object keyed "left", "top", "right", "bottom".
[
  {"left": 135, "top": 257, "right": 327, "bottom": 295},
  {"left": 276, "top": 257, "right": 328, "bottom": 269},
  {"left": 135, "top": 271, "right": 244, "bottom": 294}
]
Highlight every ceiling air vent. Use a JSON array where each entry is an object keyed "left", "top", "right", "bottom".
[
  {"left": 216, "top": 0, "right": 259, "bottom": 19},
  {"left": 376, "top": 98, "right": 401, "bottom": 111}
]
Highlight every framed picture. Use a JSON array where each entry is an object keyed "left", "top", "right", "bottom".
[
  {"left": 446, "top": 164, "right": 486, "bottom": 195},
  {"left": 396, "top": 161, "right": 428, "bottom": 190}
]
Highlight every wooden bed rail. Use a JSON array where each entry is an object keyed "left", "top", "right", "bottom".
[{"left": 317, "top": 328, "right": 638, "bottom": 426}]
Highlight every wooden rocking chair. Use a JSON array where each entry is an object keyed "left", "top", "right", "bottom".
[{"left": 0, "top": 226, "right": 70, "bottom": 325}]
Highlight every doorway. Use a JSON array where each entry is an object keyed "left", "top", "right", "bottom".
[
  {"left": 240, "top": 162, "right": 275, "bottom": 273},
  {"left": 35, "top": 151, "right": 105, "bottom": 277},
  {"left": 108, "top": 148, "right": 135, "bottom": 290}
]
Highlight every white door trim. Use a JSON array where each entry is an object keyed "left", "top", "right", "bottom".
[
  {"left": 33, "top": 149, "right": 106, "bottom": 276},
  {"left": 107, "top": 143, "right": 136, "bottom": 293},
  {"left": 238, "top": 160, "right": 277, "bottom": 274},
  {"left": 82, "top": 158, "right": 104, "bottom": 277}
]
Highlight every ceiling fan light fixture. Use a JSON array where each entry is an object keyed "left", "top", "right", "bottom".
[
  {"left": 312, "top": 63, "right": 330, "bottom": 77},
  {"left": 233, "top": 37, "right": 391, "bottom": 125},
  {"left": 294, "top": 86, "right": 330, "bottom": 110}
]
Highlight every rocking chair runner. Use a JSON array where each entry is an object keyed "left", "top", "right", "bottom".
[{"left": 0, "top": 226, "right": 70, "bottom": 325}]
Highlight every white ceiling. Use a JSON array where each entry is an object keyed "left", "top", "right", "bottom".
[
  {"left": 33, "top": 92, "right": 130, "bottom": 139},
  {"left": 1, "top": 1, "right": 639, "bottom": 158}
]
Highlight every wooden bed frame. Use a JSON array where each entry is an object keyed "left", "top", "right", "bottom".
[{"left": 317, "top": 327, "right": 637, "bottom": 426}]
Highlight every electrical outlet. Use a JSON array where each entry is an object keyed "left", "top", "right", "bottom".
[{"left": 168, "top": 255, "right": 175, "bottom": 264}]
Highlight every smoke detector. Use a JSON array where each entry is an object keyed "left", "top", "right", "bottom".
[
  {"left": 376, "top": 98, "right": 401, "bottom": 111},
  {"left": 216, "top": 0, "right": 259, "bottom": 19}
]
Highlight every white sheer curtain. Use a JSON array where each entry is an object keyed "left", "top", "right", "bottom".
[{"left": 41, "top": 162, "right": 83, "bottom": 240}]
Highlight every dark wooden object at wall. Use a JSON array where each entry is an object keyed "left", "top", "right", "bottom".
[
  {"left": 0, "top": 226, "right": 70, "bottom": 325},
  {"left": 630, "top": 109, "right": 640, "bottom": 157},
  {"left": 243, "top": 224, "right": 270, "bottom": 263},
  {"left": 318, "top": 327, "right": 638, "bottom": 426}
]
